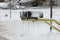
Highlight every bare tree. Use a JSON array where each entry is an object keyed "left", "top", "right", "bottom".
[
  {"left": 37, "top": 0, "right": 47, "bottom": 6},
  {"left": 0, "top": 0, "right": 4, "bottom": 2},
  {"left": 38, "top": 0, "right": 46, "bottom": 2}
]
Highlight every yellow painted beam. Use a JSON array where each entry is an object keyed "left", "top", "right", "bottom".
[
  {"left": 22, "top": 18, "right": 60, "bottom": 25},
  {"left": 22, "top": 18, "right": 60, "bottom": 32},
  {"left": 38, "top": 18, "right": 60, "bottom": 25},
  {"left": 44, "top": 21, "right": 60, "bottom": 32}
]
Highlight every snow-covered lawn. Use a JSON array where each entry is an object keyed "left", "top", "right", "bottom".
[
  {"left": 0, "top": 20, "right": 60, "bottom": 40},
  {"left": 0, "top": 8, "right": 60, "bottom": 40}
]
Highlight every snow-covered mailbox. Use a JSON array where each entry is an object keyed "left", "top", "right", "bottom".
[{"left": 20, "top": 11, "right": 43, "bottom": 20}]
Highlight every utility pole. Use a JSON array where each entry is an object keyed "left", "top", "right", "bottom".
[
  {"left": 9, "top": 0, "right": 11, "bottom": 19},
  {"left": 50, "top": 0, "right": 53, "bottom": 32}
]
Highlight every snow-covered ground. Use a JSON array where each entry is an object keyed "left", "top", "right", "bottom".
[{"left": 0, "top": 8, "right": 60, "bottom": 40}]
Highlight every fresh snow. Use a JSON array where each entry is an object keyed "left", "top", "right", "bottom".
[{"left": 0, "top": 8, "right": 60, "bottom": 40}]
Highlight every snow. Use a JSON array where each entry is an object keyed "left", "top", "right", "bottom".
[
  {"left": 0, "top": 8, "right": 60, "bottom": 40},
  {"left": 0, "top": 3, "right": 10, "bottom": 8},
  {"left": 0, "top": 20, "right": 50, "bottom": 40}
]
